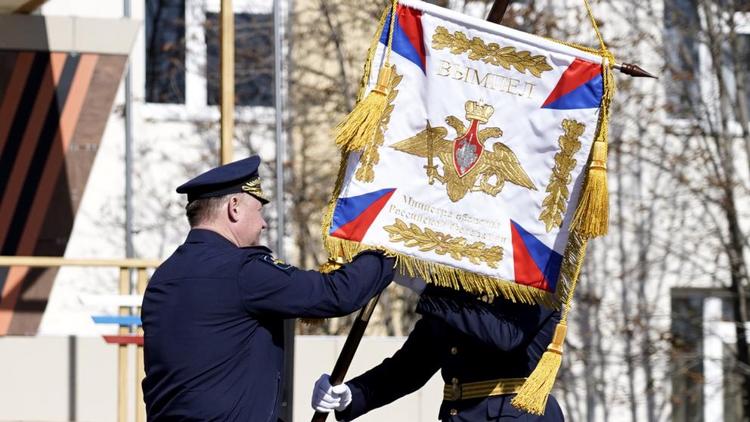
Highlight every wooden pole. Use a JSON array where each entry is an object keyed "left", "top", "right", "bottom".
[
  {"left": 220, "top": 0, "right": 235, "bottom": 164},
  {"left": 118, "top": 268, "right": 129, "bottom": 422},
  {"left": 311, "top": 295, "right": 381, "bottom": 422},
  {"left": 135, "top": 268, "right": 148, "bottom": 422},
  {"left": 486, "top": 0, "right": 510, "bottom": 24}
]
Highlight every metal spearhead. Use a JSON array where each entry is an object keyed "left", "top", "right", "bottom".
[{"left": 616, "top": 62, "right": 658, "bottom": 79}]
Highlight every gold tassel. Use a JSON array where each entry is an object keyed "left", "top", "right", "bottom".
[
  {"left": 333, "top": 65, "right": 394, "bottom": 152},
  {"left": 570, "top": 138, "right": 608, "bottom": 237},
  {"left": 570, "top": 59, "right": 614, "bottom": 238},
  {"left": 511, "top": 323, "right": 567, "bottom": 415}
]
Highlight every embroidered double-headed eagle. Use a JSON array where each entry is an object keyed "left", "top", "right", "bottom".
[{"left": 391, "top": 100, "right": 537, "bottom": 202}]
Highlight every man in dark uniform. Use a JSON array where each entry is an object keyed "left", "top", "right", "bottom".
[
  {"left": 141, "top": 155, "right": 395, "bottom": 421},
  {"left": 312, "top": 285, "right": 564, "bottom": 421}
]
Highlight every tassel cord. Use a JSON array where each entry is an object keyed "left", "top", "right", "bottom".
[
  {"left": 332, "top": 1, "right": 399, "bottom": 153},
  {"left": 384, "top": 0, "right": 398, "bottom": 66},
  {"left": 357, "top": 7, "right": 391, "bottom": 102},
  {"left": 560, "top": 236, "right": 589, "bottom": 323}
]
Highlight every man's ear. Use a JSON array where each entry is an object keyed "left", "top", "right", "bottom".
[{"left": 228, "top": 195, "right": 240, "bottom": 222}]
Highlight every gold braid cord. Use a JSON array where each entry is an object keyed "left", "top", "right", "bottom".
[
  {"left": 431, "top": 26, "right": 553, "bottom": 78},
  {"left": 539, "top": 119, "right": 585, "bottom": 232},
  {"left": 384, "top": 218, "right": 503, "bottom": 267},
  {"left": 356, "top": 69, "right": 403, "bottom": 182}
]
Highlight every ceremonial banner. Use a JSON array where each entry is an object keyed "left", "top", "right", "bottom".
[{"left": 323, "top": 0, "right": 614, "bottom": 308}]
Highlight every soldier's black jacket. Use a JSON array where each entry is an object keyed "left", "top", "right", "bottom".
[
  {"left": 337, "top": 287, "right": 564, "bottom": 421},
  {"left": 141, "top": 229, "right": 394, "bottom": 421}
]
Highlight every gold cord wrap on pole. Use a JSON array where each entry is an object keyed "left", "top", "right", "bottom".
[
  {"left": 546, "top": 323, "right": 567, "bottom": 355},
  {"left": 333, "top": 0, "right": 399, "bottom": 153}
]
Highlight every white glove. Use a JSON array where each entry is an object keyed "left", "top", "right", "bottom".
[
  {"left": 393, "top": 272, "right": 427, "bottom": 294},
  {"left": 311, "top": 373, "right": 352, "bottom": 413}
]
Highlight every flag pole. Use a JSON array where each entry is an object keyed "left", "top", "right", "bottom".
[
  {"left": 486, "top": 0, "right": 510, "bottom": 24},
  {"left": 311, "top": 295, "right": 381, "bottom": 422}
]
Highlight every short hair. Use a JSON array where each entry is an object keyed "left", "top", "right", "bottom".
[{"left": 185, "top": 195, "right": 230, "bottom": 227}]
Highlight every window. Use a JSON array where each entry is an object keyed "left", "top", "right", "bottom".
[
  {"left": 664, "top": 0, "right": 700, "bottom": 118},
  {"left": 664, "top": 0, "right": 750, "bottom": 120},
  {"left": 205, "top": 12, "right": 274, "bottom": 107},
  {"left": 670, "top": 290, "right": 704, "bottom": 421},
  {"left": 720, "top": 32, "right": 750, "bottom": 119},
  {"left": 145, "top": 0, "right": 186, "bottom": 104},
  {"left": 671, "top": 288, "right": 750, "bottom": 422}
]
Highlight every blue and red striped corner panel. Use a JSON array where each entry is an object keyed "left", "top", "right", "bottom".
[
  {"left": 542, "top": 58, "right": 603, "bottom": 110},
  {"left": 330, "top": 188, "right": 396, "bottom": 242},
  {"left": 379, "top": 5, "right": 426, "bottom": 72},
  {"left": 510, "top": 220, "right": 563, "bottom": 292}
]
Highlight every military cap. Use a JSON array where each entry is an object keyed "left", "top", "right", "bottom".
[{"left": 176, "top": 155, "right": 269, "bottom": 204}]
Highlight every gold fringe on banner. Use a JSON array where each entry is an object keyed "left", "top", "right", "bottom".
[{"left": 321, "top": 233, "right": 572, "bottom": 310}]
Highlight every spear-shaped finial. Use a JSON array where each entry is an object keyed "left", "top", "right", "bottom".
[{"left": 615, "top": 62, "right": 658, "bottom": 79}]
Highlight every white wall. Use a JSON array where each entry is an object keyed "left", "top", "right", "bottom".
[{"left": 0, "top": 335, "right": 443, "bottom": 422}]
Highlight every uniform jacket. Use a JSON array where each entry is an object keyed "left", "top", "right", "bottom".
[
  {"left": 337, "top": 287, "right": 564, "bottom": 421},
  {"left": 142, "top": 229, "right": 394, "bottom": 421}
]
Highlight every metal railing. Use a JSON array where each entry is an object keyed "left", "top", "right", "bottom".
[{"left": 0, "top": 256, "right": 160, "bottom": 422}]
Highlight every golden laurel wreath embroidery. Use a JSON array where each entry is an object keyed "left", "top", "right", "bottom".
[
  {"left": 391, "top": 100, "right": 536, "bottom": 202},
  {"left": 355, "top": 68, "right": 403, "bottom": 182},
  {"left": 431, "top": 26, "right": 553, "bottom": 78},
  {"left": 539, "top": 119, "right": 586, "bottom": 232},
  {"left": 384, "top": 218, "right": 503, "bottom": 268}
]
